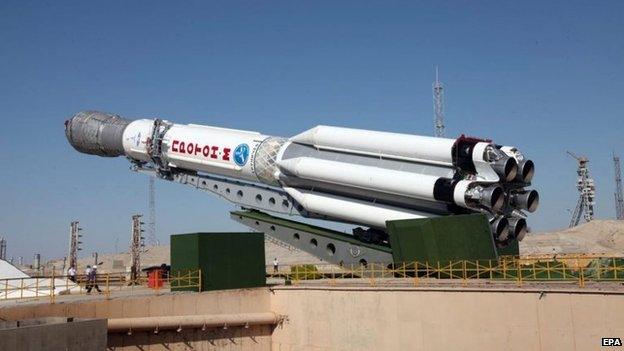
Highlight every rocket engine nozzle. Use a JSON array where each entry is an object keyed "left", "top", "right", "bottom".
[
  {"left": 491, "top": 216, "right": 509, "bottom": 242},
  {"left": 491, "top": 157, "right": 518, "bottom": 182},
  {"left": 508, "top": 217, "right": 528, "bottom": 241},
  {"left": 483, "top": 185, "right": 505, "bottom": 212},
  {"left": 516, "top": 159, "right": 535, "bottom": 183},
  {"left": 65, "top": 111, "right": 130, "bottom": 157},
  {"left": 463, "top": 184, "right": 505, "bottom": 212},
  {"left": 510, "top": 190, "right": 540, "bottom": 213}
]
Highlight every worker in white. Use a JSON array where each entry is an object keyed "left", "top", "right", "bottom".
[
  {"left": 273, "top": 258, "right": 279, "bottom": 273},
  {"left": 67, "top": 266, "right": 77, "bottom": 282}
]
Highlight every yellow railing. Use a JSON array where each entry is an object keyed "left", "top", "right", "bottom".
[
  {"left": 267, "top": 257, "right": 624, "bottom": 288},
  {"left": 0, "top": 269, "right": 202, "bottom": 303}
]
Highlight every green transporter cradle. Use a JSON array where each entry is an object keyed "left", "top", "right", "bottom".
[{"left": 170, "top": 232, "right": 266, "bottom": 291}]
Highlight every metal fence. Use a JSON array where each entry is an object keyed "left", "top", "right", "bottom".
[
  {"left": 0, "top": 269, "right": 202, "bottom": 303},
  {"left": 267, "top": 256, "right": 624, "bottom": 288}
]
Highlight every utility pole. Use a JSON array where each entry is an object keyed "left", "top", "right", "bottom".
[
  {"left": 567, "top": 151, "right": 596, "bottom": 227},
  {"left": 433, "top": 66, "right": 445, "bottom": 137},
  {"left": 614, "top": 152, "right": 624, "bottom": 220},
  {"left": 130, "top": 214, "right": 145, "bottom": 283},
  {"left": 0, "top": 237, "right": 6, "bottom": 261},
  {"left": 68, "top": 221, "right": 83, "bottom": 270}
]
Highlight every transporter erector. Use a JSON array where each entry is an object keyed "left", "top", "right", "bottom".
[{"left": 65, "top": 111, "right": 538, "bottom": 250}]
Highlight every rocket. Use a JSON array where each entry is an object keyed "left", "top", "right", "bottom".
[{"left": 65, "top": 111, "right": 538, "bottom": 247}]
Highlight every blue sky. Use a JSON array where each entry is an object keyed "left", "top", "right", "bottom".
[{"left": 1, "top": 1, "right": 623, "bottom": 261}]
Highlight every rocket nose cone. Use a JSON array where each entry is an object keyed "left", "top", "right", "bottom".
[{"left": 65, "top": 111, "right": 130, "bottom": 157}]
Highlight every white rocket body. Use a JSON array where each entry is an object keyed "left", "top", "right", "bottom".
[
  {"left": 122, "top": 119, "right": 267, "bottom": 183},
  {"left": 65, "top": 111, "right": 538, "bottom": 244}
]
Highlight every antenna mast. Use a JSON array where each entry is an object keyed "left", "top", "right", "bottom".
[{"left": 433, "top": 66, "right": 445, "bottom": 137}]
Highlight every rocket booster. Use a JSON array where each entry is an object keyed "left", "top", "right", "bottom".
[{"left": 65, "top": 111, "right": 539, "bottom": 245}]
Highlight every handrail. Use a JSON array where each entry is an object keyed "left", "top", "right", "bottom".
[
  {"left": 0, "top": 269, "right": 202, "bottom": 303},
  {"left": 267, "top": 256, "right": 624, "bottom": 288}
]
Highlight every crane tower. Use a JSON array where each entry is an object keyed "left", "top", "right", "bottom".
[
  {"left": 614, "top": 152, "right": 624, "bottom": 220},
  {"left": 432, "top": 67, "right": 445, "bottom": 137},
  {"left": 567, "top": 151, "right": 595, "bottom": 227}
]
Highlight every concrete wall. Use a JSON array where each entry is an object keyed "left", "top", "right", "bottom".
[
  {"left": 0, "top": 288, "right": 271, "bottom": 320},
  {"left": 2, "top": 286, "right": 623, "bottom": 350},
  {"left": 0, "top": 317, "right": 106, "bottom": 351},
  {"left": 0, "top": 288, "right": 273, "bottom": 351},
  {"left": 270, "top": 286, "right": 624, "bottom": 351}
]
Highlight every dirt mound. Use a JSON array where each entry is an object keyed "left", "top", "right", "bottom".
[{"left": 520, "top": 220, "right": 624, "bottom": 255}]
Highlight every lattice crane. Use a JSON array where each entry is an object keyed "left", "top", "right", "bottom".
[{"left": 567, "top": 151, "right": 595, "bottom": 227}]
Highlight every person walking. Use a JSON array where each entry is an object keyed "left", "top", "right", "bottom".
[
  {"left": 67, "top": 266, "right": 77, "bottom": 283},
  {"left": 86, "top": 265, "right": 102, "bottom": 294},
  {"left": 84, "top": 265, "right": 92, "bottom": 290},
  {"left": 273, "top": 258, "right": 279, "bottom": 273}
]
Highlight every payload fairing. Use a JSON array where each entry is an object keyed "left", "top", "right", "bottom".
[{"left": 65, "top": 111, "right": 538, "bottom": 247}]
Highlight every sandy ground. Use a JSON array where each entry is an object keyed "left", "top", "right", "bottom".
[{"left": 520, "top": 219, "right": 624, "bottom": 256}]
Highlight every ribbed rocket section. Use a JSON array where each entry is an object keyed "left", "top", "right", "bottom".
[
  {"left": 253, "top": 137, "right": 288, "bottom": 186},
  {"left": 65, "top": 111, "right": 130, "bottom": 157}
]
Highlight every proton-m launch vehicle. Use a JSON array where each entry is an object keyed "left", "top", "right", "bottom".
[{"left": 65, "top": 111, "right": 538, "bottom": 249}]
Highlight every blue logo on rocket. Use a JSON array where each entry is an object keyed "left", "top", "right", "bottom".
[{"left": 234, "top": 144, "right": 250, "bottom": 166}]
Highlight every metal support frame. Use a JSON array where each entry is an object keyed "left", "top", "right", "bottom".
[
  {"left": 134, "top": 167, "right": 307, "bottom": 217},
  {"left": 231, "top": 210, "right": 393, "bottom": 266}
]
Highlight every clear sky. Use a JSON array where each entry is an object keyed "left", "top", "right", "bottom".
[{"left": 1, "top": 1, "right": 623, "bottom": 261}]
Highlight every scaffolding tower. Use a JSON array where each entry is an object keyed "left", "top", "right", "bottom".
[
  {"left": 567, "top": 151, "right": 596, "bottom": 227},
  {"left": 432, "top": 67, "right": 445, "bottom": 137},
  {"left": 0, "top": 237, "right": 6, "bottom": 261},
  {"left": 614, "top": 152, "right": 624, "bottom": 220},
  {"left": 68, "top": 221, "right": 82, "bottom": 269},
  {"left": 130, "top": 214, "right": 145, "bottom": 283}
]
